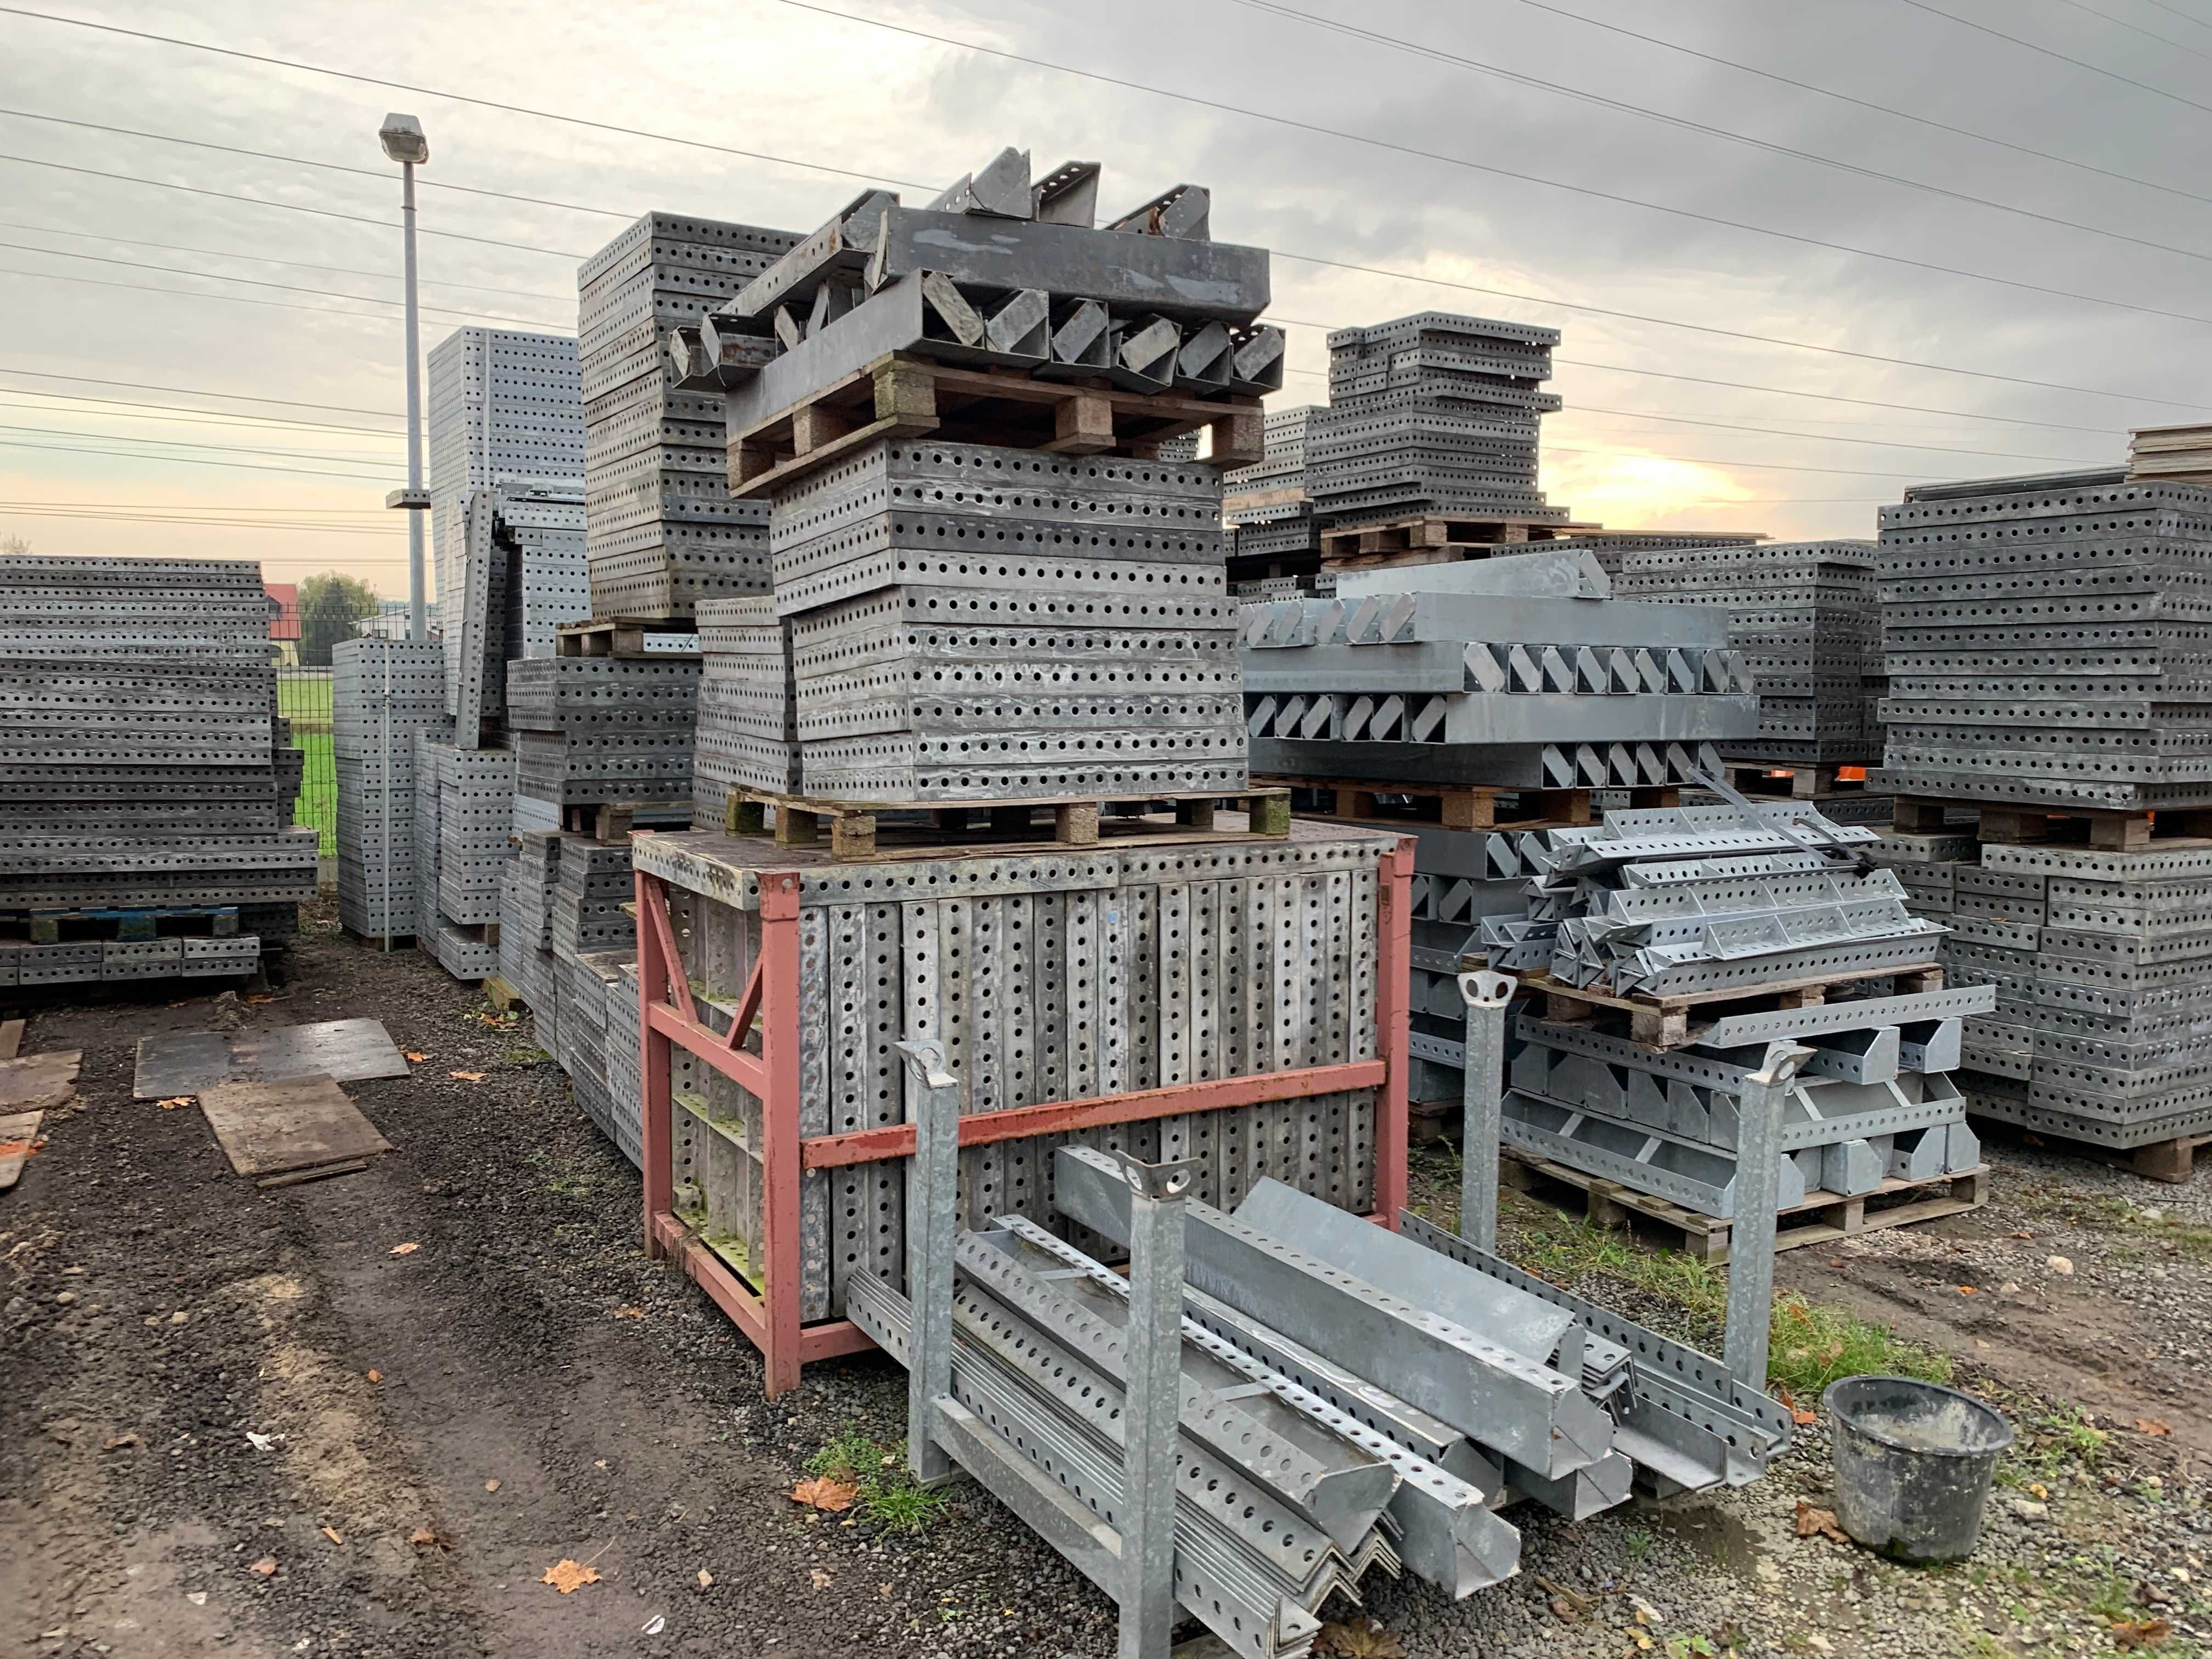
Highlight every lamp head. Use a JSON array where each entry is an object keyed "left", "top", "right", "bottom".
[{"left": 378, "top": 113, "right": 428, "bottom": 166}]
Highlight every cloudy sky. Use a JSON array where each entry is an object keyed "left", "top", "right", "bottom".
[{"left": 1, "top": 0, "right": 2205, "bottom": 594}]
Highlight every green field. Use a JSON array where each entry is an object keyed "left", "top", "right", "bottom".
[{"left": 279, "top": 672, "right": 336, "bottom": 855}]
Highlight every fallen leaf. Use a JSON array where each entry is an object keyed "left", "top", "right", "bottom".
[
  {"left": 1316, "top": 1621, "right": 1408, "bottom": 1657},
  {"left": 1793, "top": 1498, "right": 1850, "bottom": 1545},
  {"left": 248, "top": 1556, "right": 277, "bottom": 1577},
  {"left": 320, "top": 1526, "right": 344, "bottom": 1546},
  {"left": 1776, "top": 1386, "right": 1817, "bottom": 1429},
  {"left": 2010, "top": 1229, "right": 2033, "bottom": 1239},
  {"left": 389, "top": 1242, "right": 419, "bottom": 1256},
  {"left": 1957, "top": 1285, "right": 1978, "bottom": 1295},
  {"left": 610, "top": 1306, "right": 646, "bottom": 1321},
  {"left": 449, "top": 1070, "right": 487, "bottom": 1082},
  {"left": 789, "top": 1475, "right": 857, "bottom": 1514},
  {"left": 103, "top": 1434, "right": 141, "bottom": 1452},
  {"left": 697, "top": 1568, "right": 714, "bottom": 1589},
  {"left": 484, "top": 1479, "right": 501, "bottom": 1493},
  {"left": 2028, "top": 1482, "right": 2049, "bottom": 1500},
  {"left": 403, "top": 1051, "right": 428, "bottom": 1063},
  {"left": 2138, "top": 1418, "right": 2174, "bottom": 1437},
  {"left": 156, "top": 1097, "right": 192, "bottom": 1110},
  {"left": 2113, "top": 1619, "right": 2174, "bottom": 1651},
  {"left": 365, "top": 1369, "right": 382, "bottom": 1384},
  {"left": 409, "top": 1528, "right": 441, "bottom": 1547},
  {"left": 541, "top": 1559, "right": 602, "bottom": 1594},
  {"left": 246, "top": 994, "right": 277, "bottom": 1005},
  {"left": 810, "top": 1568, "right": 832, "bottom": 1589}
]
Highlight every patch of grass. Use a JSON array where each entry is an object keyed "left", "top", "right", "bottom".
[
  {"left": 1502, "top": 1209, "right": 1952, "bottom": 1396},
  {"left": 2000, "top": 1404, "right": 2108, "bottom": 1489},
  {"left": 808, "top": 1423, "right": 950, "bottom": 1534},
  {"left": 503, "top": 1046, "right": 548, "bottom": 1065}
]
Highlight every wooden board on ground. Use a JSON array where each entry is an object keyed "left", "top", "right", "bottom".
[
  {"left": 729, "top": 788, "right": 1291, "bottom": 861},
  {"left": 0, "top": 1109, "right": 43, "bottom": 1191},
  {"left": 197, "top": 1074, "right": 394, "bottom": 1178},
  {"left": 1515, "top": 965, "right": 1945, "bottom": 1049},
  {"left": 133, "top": 1019, "right": 409, "bottom": 1100},
  {"left": 0, "top": 1050, "right": 80, "bottom": 1111},
  {"left": 1502, "top": 1148, "right": 1989, "bottom": 1265}
]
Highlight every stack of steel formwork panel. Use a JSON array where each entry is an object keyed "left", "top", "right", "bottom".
[
  {"left": 1884, "top": 834, "right": 2212, "bottom": 1156},
  {"left": 1871, "top": 468, "right": 2212, "bottom": 812},
  {"left": 1225, "top": 404, "right": 1322, "bottom": 580},
  {"left": 579, "top": 213, "right": 802, "bottom": 619},
  {"left": 428, "top": 328, "right": 584, "bottom": 712},
  {"left": 0, "top": 554, "right": 315, "bottom": 988},
  {"left": 633, "top": 824, "right": 1391, "bottom": 1326},
  {"left": 668, "top": 149, "right": 1275, "bottom": 807},
  {"left": 1477, "top": 803, "right": 1985, "bottom": 1217},
  {"left": 410, "top": 741, "right": 512, "bottom": 982},
  {"left": 496, "top": 830, "right": 563, "bottom": 1036},
  {"left": 1617, "top": 540, "right": 1881, "bottom": 769},
  {"left": 334, "top": 638, "right": 449, "bottom": 941},
  {"left": 1549, "top": 530, "right": 1766, "bottom": 580},
  {"left": 769, "top": 439, "right": 1249, "bottom": 802},
  {"left": 507, "top": 658, "right": 700, "bottom": 809},
  {"left": 691, "top": 596, "right": 799, "bottom": 827},
  {"left": 1308, "top": 314, "right": 1564, "bottom": 532},
  {"left": 1239, "top": 556, "right": 1754, "bottom": 793}
]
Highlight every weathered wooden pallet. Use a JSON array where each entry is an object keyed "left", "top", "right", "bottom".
[
  {"left": 1260, "top": 776, "right": 1680, "bottom": 831},
  {"left": 726, "top": 788, "right": 1293, "bottom": 861},
  {"left": 1502, "top": 1148, "right": 1990, "bottom": 1266},
  {"left": 727, "top": 352, "right": 1263, "bottom": 499},
  {"left": 1317, "top": 514, "right": 1596, "bottom": 564},
  {"left": 1722, "top": 763, "right": 1872, "bottom": 802},
  {"left": 561, "top": 800, "right": 681, "bottom": 845},
  {"left": 1892, "top": 794, "right": 2212, "bottom": 851},
  {"left": 5, "top": 904, "right": 243, "bottom": 944},
  {"left": 555, "top": 619, "right": 700, "bottom": 659},
  {"left": 1514, "top": 965, "right": 1946, "bottom": 1051}
]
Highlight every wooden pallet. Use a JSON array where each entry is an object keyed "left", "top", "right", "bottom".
[
  {"left": 561, "top": 800, "right": 684, "bottom": 844},
  {"left": 7, "top": 904, "right": 242, "bottom": 944},
  {"left": 1891, "top": 794, "right": 2212, "bottom": 851},
  {"left": 1502, "top": 1148, "right": 1990, "bottom": 1266},
  {"left": 556, "top": 619, "right": 701, "bottom": 659},
  {"left": 727, "top": 351, "right": 1263, "bottom": 500},
  {"left": 1517, "top": 964, "right": 1946, "bottom": 1050},
  {"left": 1722, "top": 763, "right": 1872, "bottom": 802},
  {"left": 340, "top": 927, "right": 416, "bottom": 951},
  {"left": 1260, "top": 776, "right": 1679, "bottom": 831},
  {"left": 727, "top": 788, "right": 1293, "bottom": 861},
  {"left": 1974, "top": 1116, "right": 2212, "bottom": 1186},
  {"left": 1317, "top": 515, "right": 1598, "bottom": 565}
]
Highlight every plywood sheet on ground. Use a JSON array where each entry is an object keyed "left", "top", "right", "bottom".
[
  {"left": 196, "top": 1074, "right": 394, "bottom": 1177},
  {"left": 0, "top": 1108, "right": 43, "bottom": 1190},
  {"left": 133, "top": 1020, "right": 409, "bottom": 1099},
  {"left": 0, "top": 1051, "right": 80, "bottom": 1112}
]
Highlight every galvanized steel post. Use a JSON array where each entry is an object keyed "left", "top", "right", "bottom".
[
  {"left": 1724, "top": 1042, "right": 1812, "bottom": 1389},
  {"left": 899, "top": 1037, "right": 960, "bottom": 1488},
  {"left": 1455, "top": 969, "right": 1516, "bottom": 1252},
  {"left": 1116, "top": 1151, "right": 1196, "bottom": 1659}
]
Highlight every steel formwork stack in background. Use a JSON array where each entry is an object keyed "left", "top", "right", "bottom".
[
  {"left": 1309, "top": 313, "right": 1564, "bottom": 532},
  {"left": 690, "top": 596, "right": 800, "bottom": 826},
  {"left": 1868, "top": 469, "right": 2212, "bottom": 1167},
  {"left": 506, "top": 657, "right": 701, "bottom": 814},
  {"left": 1617, "top": 540, "right": 1883, "bottom": 772},
  {"left": 578, "top": 212, "right": 802, "bottom": 619},
  {"left": 1224, "top": 404, "right": 1323, "bottom": 584},
  {"left": 0, "top": 555, "right": 315, "bottom": 988},
  {"left": 334, "top": 637, "right": 450, "bottom": 943}
]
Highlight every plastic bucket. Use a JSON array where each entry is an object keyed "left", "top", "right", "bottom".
[{"left": 1822, "top": 1375, "right": 2014, "bottom": 1563}]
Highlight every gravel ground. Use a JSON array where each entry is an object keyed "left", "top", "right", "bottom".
[{"left": 2, "top": 902, "right": 2205, "bottom": 1657}]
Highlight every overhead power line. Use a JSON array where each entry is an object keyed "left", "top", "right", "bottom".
[
  {"left": 0, "top": 437, "right": 401, "bottom": 479},
  {"left": 761, "top": 0, "right": 2212, "bottom": 327},
  {"left": 0, "top": 216, "right": 577, "bottom": 302},
  {"left": 0, "top": 387, "right": 405, "bottom": 438},
  {"left": 0, "top": 263, "right": 569, "bottom": 331},
  {"left": 11, "top": 19, "right": 2209, "bottom": 414},
  {"left": 0, "top": 366, "right": 405, "bottom": 420},
  {"left": 0, "top": 419, "right": 392, "bottom": 465},
  {"left": 1892, "top": 0, "right": 2212, "bottom": 118},
  {"left": 0, "top": 498, "right": 393, "bottom": 512},
  {"left": 0, "top": 504, "right": 400, "bottom": 534},
  {"left": 1503, "top": 0, "right": 2212, "bottom": 210},
  {"left": 2044, "top": 0, "right": 2212, "bottom": 60},
  {"left": 1228, "top": 0, "right": 2212, "bottom": 267}
]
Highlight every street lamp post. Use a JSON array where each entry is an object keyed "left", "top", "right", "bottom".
[{"left": 378, "top": 113, "right": 431, "bottom": 643}]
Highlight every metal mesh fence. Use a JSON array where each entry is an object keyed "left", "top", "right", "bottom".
[{"left": 272, "top": 589, "right": 386, "bottom": 856}]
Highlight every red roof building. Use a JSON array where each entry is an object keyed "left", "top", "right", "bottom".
[{"left": 265, "top": 582, "right": 299, "bottom": 641}]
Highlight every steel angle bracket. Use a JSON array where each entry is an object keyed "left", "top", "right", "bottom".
[
  {"left": 1398, "top": 1215, "right": 1789, "bottom": 1487},
  {"left": 991, "top": 1215, "right": 1520, "bottom": 1596},
  {"left": 1052, "top": 1145, "right": 1611, "bottom": 1478}
]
